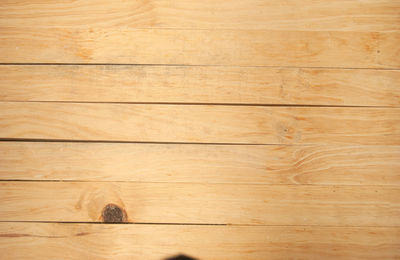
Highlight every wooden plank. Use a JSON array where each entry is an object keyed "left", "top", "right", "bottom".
[
  {"left": 1, "top": 65, "right": 400, "bottom": 106},
  {"left": 1, "top": 0, "right": 399, "bottom": 32},
  {"left": 1, "top": 223, "right": 399, "bottom": 260},
  {"left": 1, "top": 142, "right": 399, "bottom": 185},
  {"left": 1, "top": 28, "right": 399, "bottom": 68},
  {"left": 0, "top": 102, "right": 399, "bottom": 145},
  {"left": 0, "top": 182, "right": 399, "bottom": 226}
]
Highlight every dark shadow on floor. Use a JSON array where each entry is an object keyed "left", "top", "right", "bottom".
[{"left": 164, "top": 254, "right": 198, "bottom": 260}]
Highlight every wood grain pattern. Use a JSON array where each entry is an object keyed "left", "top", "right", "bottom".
[
  {"left": 1, "top": 142, "right": 399, "bottom": 185},
  {"left": 1, "top": 1, "right": 399, "bottom": 259},
  {"left": 1, "top": 65, "right": 400, "bottom": 106},
  {"left": 1, "top": 0, "right": 399, "bottom": 32},
  {"left": 0, "top": 102, "right": 399, "bottom": 145},
  {"left": 1, "top": 28, "right": 399, "bottom": 68},
  {"left": 1, "top": 223, "right": 399, "bottom": 260},
  {"left": 0, "top": 181, "right": 399, "bottom": 226}
]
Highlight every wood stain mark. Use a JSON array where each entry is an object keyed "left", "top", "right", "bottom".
[
  {"left": 76, "top": 47, "right": 93, "bottom": 61},
  {"left": 0, "top": 233, "right": 66, "bottom": 238},
  {"left": 0, "top": 232, "right": 90, "bottom": 238},
  {"left": 101, "top": 203, "right": 127, "bottom": 223},
  {"left": 75, "top": 232, "right": 90, "bottom": 237},
  {"left": 75, "top": 191, "right": 86, "bottom": 210}
]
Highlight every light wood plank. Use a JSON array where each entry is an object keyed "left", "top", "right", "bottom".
[
  {"left": 1, "top": 65, "right": 400, "bottom": 106},
  {"left": 1, "top": 223, "right": 399, "bottom": 260},
  {"left": 0, "top": 102, "right": 399, "bottom": 145},
  {"left": 1, "top": 28, "right": 399, "bottom": 68},
  {"left": 1, "top": 0, "right": 399, "bottom": 32},
  {"left": 0, "top": 182, "right": 399, "bottom": 226},
  {"left": 1, "top": 142, "right": 399, "bottom": 185}
]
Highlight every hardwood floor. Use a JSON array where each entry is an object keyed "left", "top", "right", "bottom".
[{"left": 0, "top": 1, "right": 399, "bottom": 259}]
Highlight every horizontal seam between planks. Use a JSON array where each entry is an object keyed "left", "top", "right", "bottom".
[
  {"left": 0, "top": 180, "right": 399, "bottom": 188},
  {"left": 1, "top": 138, "right": 399, "bottom": 146},
  {"left": 0, "top": 100, "right": 397, "bottom": 108},
  {"left": 2, "top": 26, "right": 399, "bottom": 32},
  {"left": 1, "top": 63, "right": 400, "bottom": 70},
  {"left": 0, "top": 140, "right": 398, "bottom": 148},
  {"left": 0, "top": 220, "right": 399, "bottom": 228},
  {"left": 0, "top": 138, "right": 283, "bottom": 146},
  {"left": 0, "top": 220, "right": 226, "bottom": 226}
]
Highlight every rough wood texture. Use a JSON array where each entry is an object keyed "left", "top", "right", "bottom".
[
  {"left": 0, "top": 181, "right": 399, "bottom": 226},
  {"left": 1, "top": 142, "right": 399, "bottom": 185},
  {"left": 1, "top": 28, "right": 399, "bottom": 68},
  {"left": 1, "top": 223, "right": 399, "bottom": 260},
  {"left": 0, "top": 102, "right": 399, "bottom": 145},
  {"left": 1, "top": 65, "right": 399, "bottom": 106},
  {"left": 1, "top": 0, "right": 399, "bottom": 32}
]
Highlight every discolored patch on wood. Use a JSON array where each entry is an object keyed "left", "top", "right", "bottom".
[
  {"left": 101, "top": 203, "right": 127, "bottom": 223},
  {"left": 75, "top": 232, "right": 90, "bottom": 237}
]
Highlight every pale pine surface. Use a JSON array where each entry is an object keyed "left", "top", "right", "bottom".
[
  {"left": 1, "top": 142, "right": 399, "bottom": 185},
  {"left": 0, "top": 0, "right": 399, "bottom": 259},
  {"left": 1, "top": 65, "right": 399, "bottom": 106}
]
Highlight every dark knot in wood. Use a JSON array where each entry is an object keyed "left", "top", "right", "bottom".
[{"left": 101, "top": 203, "right": 127, "bottom": 223}]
